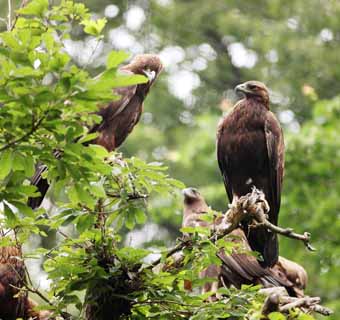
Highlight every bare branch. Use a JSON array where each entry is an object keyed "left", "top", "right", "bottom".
[
  {"left": 260, "top": 288, "right": 333, "bottom": 317},
  {"left": 219, "top": 188, "right": 316, "bottom": 251},
  {"left": 150, "top": 188, "right": 315, "bottom": 269},
  {"left": 9, "top": 0, "right": 30, "bottom": 31},
  {"left": 7, "top": 0, "right": 12, "bottom": 31}
]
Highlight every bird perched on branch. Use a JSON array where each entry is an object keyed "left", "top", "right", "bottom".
[
  {"left": 182, "top": 188, "right": 297, "bottom": 296},
  {"left": 28, "top": 54, "right": 163, "bottom": 209},
  {"left": 217, "top": 80, "right": 284, "bottom": 267}
]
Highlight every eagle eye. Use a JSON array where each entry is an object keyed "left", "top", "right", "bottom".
[{"left": 248, "top": 84, "right": 257, "bottom": 90}]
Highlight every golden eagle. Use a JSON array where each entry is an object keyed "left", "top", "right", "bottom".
[
  {"left": 28, "top": 54, "right": 163, "bottom": 209},
  {"left": 217, "top": 81, "right": 284, "bottom": 267}
]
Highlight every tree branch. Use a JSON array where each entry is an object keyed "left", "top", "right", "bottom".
[
  {"left": 0, "top": 116, "right": 45, "bottom": 152},
  {"left": 7, "top": 0, "right": 12, "bottom": 31},
  {"left": 150, "top": 187, "right": 315, "bottom": 269},
  {"left": 9, "top": 0, "right": 30, "bottom": 31},
  {"left": 233, "top": 188, "right": 316, "bottom": 251},
  {"left": 260, "top": 289, "right": 333, "bottom": 317}
]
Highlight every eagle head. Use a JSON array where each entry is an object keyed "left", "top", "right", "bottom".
[
  {"left": 235, "top": 80, "right": 270, "bottom": 105},
  {"left": 126, "top": 54, "right": 163, "bottom": 83}
]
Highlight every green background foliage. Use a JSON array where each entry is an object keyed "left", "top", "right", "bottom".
[{"left": 0, "top": 0, "right": 339, "bottom": 319}]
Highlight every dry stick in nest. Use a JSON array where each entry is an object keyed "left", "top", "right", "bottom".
[{"left": 261, "top": 291, "right": 333, "bottom": 317}]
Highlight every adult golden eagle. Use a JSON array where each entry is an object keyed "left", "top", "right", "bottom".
[
  {"left": 217, "top": 81, "right": 284, "bottom": 267},
  {"left": 28, "top": 54, "right": 163, "bottom": 209}
]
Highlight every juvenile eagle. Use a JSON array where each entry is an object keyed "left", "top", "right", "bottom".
[{"left": 28, "top": 54, "right": 163, "bottom": 209}]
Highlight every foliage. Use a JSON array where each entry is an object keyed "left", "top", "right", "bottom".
[
  {"left": 0, "top": 0, "right": 338, "bottom": 319},
  {"left": 0, "top": 1, "right": 266, "bottom": 319}
]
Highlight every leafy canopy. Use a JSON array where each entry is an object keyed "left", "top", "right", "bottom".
[{"left": 0, "top": 1, "right": 323, "bottom": 319}]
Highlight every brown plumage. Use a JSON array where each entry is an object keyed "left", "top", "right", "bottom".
[
  {"left": 182, "top": 188, "right": 294, "bottom": 296},
  {"left": 217, "top": 80, "right": 284, "bottom": 267},
  {"left": 271, "top": 256, "right": 307, "bottom": 298},
  {"left": 90, "top": 54, "right": 163, "bottom": 151},
  {"left": 0, "top": 246, "right": 52, "bottom": 319},
  {"left": 28, "top": 54, "right": 163, "bottom": 209},
  {"left": 0, "top": 246, "right": 26, "bottom": 320},
  {"left": 182, "top": 187, "right": 210, "bottom": 229}
]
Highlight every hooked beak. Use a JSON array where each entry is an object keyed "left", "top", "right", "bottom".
[
  {"left": 143, "top": 69, "right": 156, "bottom": 82},
  {"left": 182, "top": 188, "right": 199, "bottom": 200},
  {"left": 235, "top": 83, "right": 252, "bottom": 96}
]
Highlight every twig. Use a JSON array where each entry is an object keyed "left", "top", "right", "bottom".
[
  {"left": 106, "top": 191, "right": 148, "bottom": 200},
  {"left": 309, "top": 304, "right": 333, "bottom": 316},
  {"left": 254, "top": 221, "right": 316, "bottom": 251},
  {"left": 24, "top": 284, "right": 53, "bottom": 306},
  {"left": 260, "top": 292, "right": 332, "bottom": 317},
  {"left": 9, "top": 0, "right": 30, "bottom": 31},
  {"left": 227, "top": 188, "right": 316, "bottom": 251},
  {"left": 150, "top": 188, "right": 315, "bottom": 269},
  {"left": 7, "top": 0, "right": 12, "bottom": 31},
  {"left": 280, "top": 296, "right": 320, "bottom": 312},
  {"left": 0, "top": 116, "right": 45, "bottom": 152},
  {"left": 149, "top": 210, "right": 241, "bottom": 269}
]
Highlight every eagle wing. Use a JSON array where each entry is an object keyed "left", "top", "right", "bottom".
[
  {"left": 89, "top": 70, "right": 138, "bottom": 133},
  {"left": 216, "top": 117, "right": 233, "bottom": 202},
  {"left": 28, "top": 74, "right": 137, "bottom": 209},
  {"left": 264, "top": 111, "right": 285, "bottom": 225},
  {"left": 217, "top": 229, "right": 291, "bottom": 288}
]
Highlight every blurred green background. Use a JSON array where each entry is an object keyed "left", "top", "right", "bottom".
[{"left": 1, "top": 0, "right": 339, "bottom": 318}]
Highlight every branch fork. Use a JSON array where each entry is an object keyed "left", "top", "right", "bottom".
[{"left": 217, "top": 188, "right": 316, "bottom": 251}]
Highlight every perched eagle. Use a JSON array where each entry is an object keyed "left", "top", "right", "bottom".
[
  {"left": 90, "top": 54, "right": 163, "bottom": 151},
  {"left": 28, "top": 54, "right": 163, "bottom": 209},
  {"left": 217, "top": 81, "right": 284, "bottom": 267},
  {"left": 182, "top": 188, "right": 293, "bottom": 295}
]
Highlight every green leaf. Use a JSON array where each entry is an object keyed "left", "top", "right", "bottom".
[
  {"left": 125, "top": 210, "right": 136, "bottom": 230},
  {"left": 0, "top": 150, "right": 13, "bottom": 179},
  {"left": 180, "top": 226, "right": 196, "bottom": 234},
  {"left": 87, "top": 145, "right": 109, "bottom": 158},
  {"left": 3, "top": 203, "right": 18, "bottom": 227},
  {"left": 107, "top": 51, "right": 130, "bottom": 68},
  {"left": 23, "top": 156, "right": 35, "bottom": 177},
  {"left": 81, "top": 18, "right": 107, "bottom": 36},
  {"left": 167, "top": 178, "right": 186, "bottom": 189},
  {"left": 77, "top": 132, "right": 98, "bottom": 144},
  {"left": 134, "top": 208, "right": 147, "bottom": 225},
  {"left": 76, "top": 214, "right": 95, "bottom": 233},
  {"left": 268, "top": 312, "right": 286, "bottom": 320},
  {"left": 297, "top": 314, "right": 315, "bottom": 320},
  {"left": 1, "top": 33, "right": 22, "bottom": 51},
  {"left": 111, "top": 74, "right": 148, "bottom": 88},
  {"left": 90, "top": 182, "right": 106, "bottom": 198},
  {"left": 17, "top": 0, "right": 49, "bottom": 16},
  {"left": 115, "top": 247, "right": 150, "bottom": 266}
]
